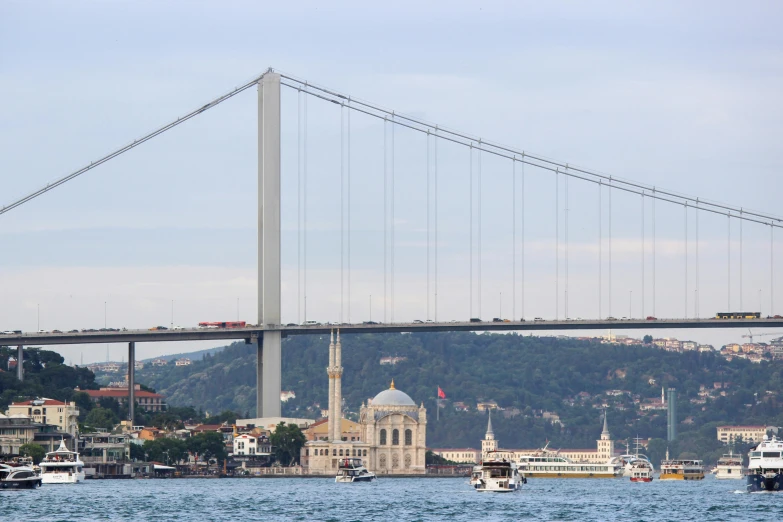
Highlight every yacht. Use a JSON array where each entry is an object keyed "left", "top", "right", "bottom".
[
  {"left": 659, "top": 449, "right": 704, "bottom": 480},
  {"left": 715, "top": 450, "right": 745, "bottom": 480},
  {"left": 335, "top": 458, "right": 376, "bottom": 483},
  {"left": 516, "top": 446, "right": 622, "bottom": 478},
  {"left": 473, "top": 459, "right": 524, "bottom": 492},
  {"left": 40, "top": 439, "right": 85, "bottom": 484},
  {"left": 747, "top": 435, "right": 783, "bottom": 492},
  {"left": 0, "top": 463, "right": 42, "bottom": 489}
]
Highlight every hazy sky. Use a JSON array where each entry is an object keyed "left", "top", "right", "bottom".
[{"left": 1, "top": 1, "right": 782, "bottom": 363}]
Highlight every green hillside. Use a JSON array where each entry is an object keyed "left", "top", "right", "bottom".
[{"left": 131, "top": 332, "right": 783, "bottom": 462}]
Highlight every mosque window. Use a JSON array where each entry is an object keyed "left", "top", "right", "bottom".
[
  {"left": 380, "top": 429, "right": 387, "bottom": 445},
  {"left": 333, "top": 449, "right": 336, "bottom": 456},
  {"left": 392, "top": 429, "right": 400, "bottom": 445},
  {"left": 404, "top": 429, "right": 412, "bottom": 445},
  {"left": 363, "top": 450, "right": 367, "bottom": 456},
  {"left": 339, "top": 449, "right": 343, "bottom": 456}
]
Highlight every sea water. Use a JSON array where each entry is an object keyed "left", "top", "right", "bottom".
[{"left": 2, "top": 476, "right": 781, "bottom": 521}]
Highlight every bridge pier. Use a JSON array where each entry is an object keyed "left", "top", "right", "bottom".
[
  {"left": 16, "top": 345, "right": 23, "bottom": 381},
  {"left": 128, "top": 342, "right": 135, "bottom": 423},
  {"left": 257, "top": 71, "right": 282, "bottom": 418}
]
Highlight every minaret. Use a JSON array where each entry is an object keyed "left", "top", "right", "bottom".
[
  {"left": 327, "top": 330, "right": 335, "bottom": 442},
  {"left": 601, "top": 409, "right": 610, "bottom": 440},
  {"left": 598, "top": 409, "right": 614, "bottom": 460},
  {"left": 332, "top": 329, "right": 344, "bottom": 442},
  {"left": 481, "top": 410, "right": 498, "bottom": 459},
  {"left": 486, "top": 410, "right": 495, "bottom": 440}
]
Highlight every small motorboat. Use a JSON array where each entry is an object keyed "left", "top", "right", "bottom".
[
  {"left": 335, "top": 458, "right": 376, "bottom": 483},
  {"left": 0, "top": 463, "right": 42, "bottom": 489}
]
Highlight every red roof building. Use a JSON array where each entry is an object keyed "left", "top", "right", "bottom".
[{"left": 82, "top": 386, "right": 166, "bottom": 412}]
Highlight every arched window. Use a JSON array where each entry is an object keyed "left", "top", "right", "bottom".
[
  {"left": 380, "top": 429, "right": 387, "bottom": 445},
  {"left": 392, "top": 429, "right": 399, "bottom": 445},
  {"left": 333, "top": 449, "right": 336, "bottom": 456},
  {"left": 363, "top": 449, "right": 367, "bottom": 456},
  {"left": 339, "top": 449, "right": 343, "bottom": 456},
  {"left": 32, "top": 409, "right": 41, "bottom": 416},
  {"left": 405, "top": 429, "right": 412, "bottom": 446}
]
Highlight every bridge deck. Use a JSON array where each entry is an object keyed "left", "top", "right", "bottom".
[{"left": 2, "top": 318, "right": 782, "bottom": 346}]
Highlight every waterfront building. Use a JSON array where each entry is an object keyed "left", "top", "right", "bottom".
[
  {"left": 6, "top": 398, "right": 80, "bottom": 437},
  {"left": 79, "top": 385, "right": 166, "bottom": 412},
  {"left": 300, "top": 331, "right": 427, "bottom": 475},
  {"left": 431, "top": 448, "right": 480, "bottom": 464},
  {"left": 717, "top": 425, "right": 769, "bottom": 444},
  {"left": 480, "top": 411, "right": 617, "bottom": 464},
  {"left": 304, "top": 417, "right": 364, "bottom": 442}
]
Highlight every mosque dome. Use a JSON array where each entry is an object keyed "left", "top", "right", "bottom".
[{"left": 371, "top": 380, "right": 416, "bottom": 407}]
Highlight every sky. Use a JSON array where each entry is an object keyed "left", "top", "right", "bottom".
[{"left": 1, "top": 1, "right": 782, "bottom": 364}]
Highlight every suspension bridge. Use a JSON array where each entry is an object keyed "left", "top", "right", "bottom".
[{"left": 2, "top": 68, "right": 781, "bottom": 421}]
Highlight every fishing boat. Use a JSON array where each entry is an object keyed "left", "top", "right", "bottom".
[
  {"left": 39, "top": 439, "right": 85, "bottom": 484},
  {"left": 473, "top": 459, "right": 524, "bottom": 492},
  {"left": 746, "top": 435, "right": 783, "bottom": 492},
  {"left": 335, "top": 457, "right": 376, "bottom": 483}
]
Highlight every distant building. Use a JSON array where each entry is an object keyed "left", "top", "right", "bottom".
[
  {"left": 453, "top": 401, "right": 470, "bottom": 412},
  {"left": 379, "top": 356, "right": 407, "bottom": 365},
  {"left": 134, "top": 362, "right": 145, "bottom": 370},
  {"left": 431, "top": 448, "right": 479, "bottom": 464},
  {"left": 0, "top": 413, "right": 68, "bottom": 455},
  {"left": 682, "top": 341, "right": 697, "bottom": 351},
  {"left": 717, "top": 425, "right": 768, "bottom": 444},
  {"left": 280, "top": 391, "right": 296, "bottom": 402},
  {"left": 174, "top": 358, "right": 192, "bottom": 367},
  {"left": 6, "top": 398, "right": 80, "bottom": 437},
  {"left": 151, "top": 358, "right": 168, "bottom": 366},
  {"left": 81, "top": 385, "right": 166, "bottom": 412},
  {"left": 476, "top": 400, "right": 499, "bottom": 412}
]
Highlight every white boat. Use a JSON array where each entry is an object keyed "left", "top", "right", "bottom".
[
  {"left": 618, "top": 437, "right": 655, "bottom": 480},
  {"left": 747, "top": 435, "right": 783, "bottom": 492},
  {"left": 0, "top": 463, "right": 42, "bottom": 489},
  {"left": 516, "top": 445, "right": 622, "bottom": 478},
  {"left": 474, "top": 459, "right": 524, "bottom": 492},
  {"left": 659, "top": 448, "right": 705, "bottom": 481},
  {"left": 40, "top": 439, "right": 85, "bottom": 484},
  {"left": 715, "top": 450, "right": 745, "bottom": 480},
  {"left": 628, "top": 459, "right": 654, "bottom": 482},
  {"left": 335, "top": 458, "right": 376, "bottom": 483},
  {"left": 469, "top": 464, "right": 482, "bottom": 487}
]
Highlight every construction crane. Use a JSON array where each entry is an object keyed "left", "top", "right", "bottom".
[{"left": 742, "top": 330, "right": 783, "bottom": 343}]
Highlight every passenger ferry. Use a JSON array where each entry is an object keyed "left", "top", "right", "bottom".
[
  {"left": 659, "top": 450, "right": 704, "bottom": 480},
  {"left": 473, "top": 459, "right": 524, "bottom": 492},
  {"left": 746, "top": 435, "right": 783, "bottom": 492},
  {"left": 628, "top": 460, "right": 654, "bottom": 482},
  {"left": 715, "top": 450, "right": 744, "bottom": 480},
  {"left": 515, "top": 447, "right": 622, "bottom": 478},
  {"left": 335, "top": 458, "right": 376, "bottom": 483},
  {"left": 618, "top": 438, "right": 655, "bottom": 479},
  {"left": 40, "top": 439, "right": 85, "bottom": 484}
]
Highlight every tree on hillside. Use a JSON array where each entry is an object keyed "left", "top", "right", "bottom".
[
  {"left": 643, "top": 335, "right": 653, "bottom": 344},
  {"left": 19, "top": 443, "right": 45, "bottom": 464},
  {"left": 271, "top": 422, "right": 306, "bottom": 466},
  {"left": 84, "top": 407, "right": 119, "bottom": 431},
  {"left": 187, "top": 431, "right": 226, "bottom": 469}
]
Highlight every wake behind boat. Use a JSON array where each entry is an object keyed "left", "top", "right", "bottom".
[
  {"left": 335, "top": 458, "right": 376, "bottom": 483},
  {"left": 40, "top": 439, "right": 85, "bottom": 484}
]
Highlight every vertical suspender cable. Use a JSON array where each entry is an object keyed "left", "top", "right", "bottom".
[
  {"left": 685, "top": 202, "right": 688, "bottom": 319},
  {"left": 391, "top": 118, "right": 395, "bottom": 322},
  {"left": 297, "top": 89, "right": 302, "bottom": 325},
  {"left": 303, "top": 92, "right": 309, "bottom": 323},
  {"left": 469, "top": 145, "right": 473, "bottom": 319},
  {"left": 434, "top": 133, "right": 439, "bottom": 322},
  {"left": 512, "top": 159, "right": 516, "bottom": 321},
  {"left": 609, "top": 178, "right": 612, "bottom": 318},
  {"left": 565, "top": 169, "right": 569, "bottom": 319},
  {"left": 521, "top": 157, "right": 525, "bottom": 321},
  {"left": 347, "top": 106, "right": 352, "bottom": 324},
  {"left": 599, "top": 180, "right": 602, "bottom": 319},
  {"left": 641, "top": 193, "right": 645, "bottom": 319},
  {"left": 383, "top": 118, "right": 388, "bottom": 323},
  {"left": 478, "top": 145, "right": 482, "bottom": 320},
  {"left": 740, "top": 210, "right": 743, "bottom": 311},
  {"left": 427, "top": 131, "right": 431, "bottom": 320},
  {"left": 696, "top": 201, "right": 699, "bottom": 318},
  {"left": 728, "top": 214, "right": 731, "bottom": 312},
  {"left": 555, "top": 168, "right": 559, "bottom": 320},
  {"left": 772, "top": 225, "right": 775, "bottom": 315},
  {"left": 340, "top": 106, "right": 344, "bottom": 324},
  {"left": 652, "top": 189, "right": 656, "bottom": 318}
]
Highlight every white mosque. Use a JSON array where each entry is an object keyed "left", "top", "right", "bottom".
[{"left": 300, "top": 331, "right": 428, "bottom": 475}]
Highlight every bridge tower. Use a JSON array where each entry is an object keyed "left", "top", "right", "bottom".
[{"left": 257, "top": 71, "right": 282, "bottom": 417}]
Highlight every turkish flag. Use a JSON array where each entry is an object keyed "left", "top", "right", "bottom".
[{"left": 437, "top": 386, "right": 446, "bottom": 399}]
